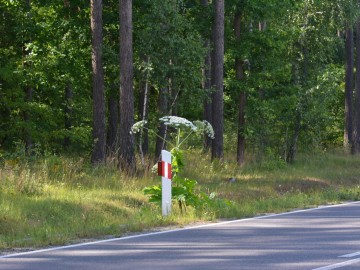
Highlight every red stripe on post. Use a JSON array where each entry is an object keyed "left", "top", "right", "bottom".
[
  {"left": 157, "top": 161, "right": 172, "bottom": 180},
  {"left": 157, "top": 161, "right": 163, "bottom": 177},
  {"left": 167, "top": 163, "right": 172, "bottom": 180}
]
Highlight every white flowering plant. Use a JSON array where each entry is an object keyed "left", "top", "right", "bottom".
[
  {"left": 131, "top": 116, "right": 214, "bottom": 150},
  {"left": 159, "top": 116, "right": 197, "bottom": 131},
  {"left": 132, "top": 116, "right": 217, "bottom": 213},
  {"left": 130, "top": 120, "right": 147, "bottom": 135},
  {"left": 193, "top": 120, "right": 215, "bottom": 139}
]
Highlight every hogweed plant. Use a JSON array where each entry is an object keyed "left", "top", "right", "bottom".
[{"left": 131, "top": 116, "right": 217, "bottom": 214}]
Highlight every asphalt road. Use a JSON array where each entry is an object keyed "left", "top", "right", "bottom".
[{"left": 1, "top": 202, "right": 360, "bottom": 270}]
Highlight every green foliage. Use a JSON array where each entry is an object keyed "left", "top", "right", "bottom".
[
  {"left": 134, "top": 0, "right": 206, "bottom": 119},
  {"left": 223, "top": 0, "right": 353, "bottom": 162},
  {"left": 143, "top": 185, "right": 162, "bottom": 203},
  {"left": 2, "top": 0, "right": 360, "bottom": 251},
  {"left": 141, "top": 117, "right": 219, "bottom": 213},
  {"left": 0, "top": 0, "right": 358, "bottom": 167},
  {"left": 143, "top": 175, "right": 218, "bottom": 213},
  {"left": 171, "top": 148, "right": 184, "bottom": 176},
  {"left": 172, "top": 176, "right": 221, "bottom": 213}
]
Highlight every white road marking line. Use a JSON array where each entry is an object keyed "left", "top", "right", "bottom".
[
  {"left": 311, "top": 258, "right": 360, "bottom": 270},
  {"left": 0, "top": 201, "right": 359, "bottom": 259},
  {"left": 339, "top": 250, "right": 360, "bottom": 258}
]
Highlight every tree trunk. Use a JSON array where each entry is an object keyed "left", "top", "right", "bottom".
[
  {"left": 286, "top": 110, "right": 301, "bottom": 163},
  {"left": 234, "top": 12, "right": 246, "bottom": 166},
  {"left": 119, "top": 0, "right": 135, "bottom": 172},
  {"left": 90, "top": 0, "right": 106, "bottom": 165},
  {"left": 155, "top": 87, "right": 169, "bottom": 160},
  {"left": 107, "top": 88, "right": 119, "bottom": 156},
  {"left": 63, "top": 0, "right": 70, "bottom": 18},
  {"left": 63, "top": 83, "right": 73, "bottom": 149},
  {"left": 237, "top": 91, "right": 246, "bottom": 165},
  {"left": 138, "top": 59, "right": 150, "bottom": 156},
  {"left": 211, "top": 0, "right": 224, "bottom": 161},
  {"left": 23, "top": 86, "right": 33, "bottom": 156},
  {"left": 201, "top": 0, "right": 212, "bottom": 151},
  {"left": 23, "top": 0, "right": 33, "bottom": 156},
  {"left": 203, "top": 57, "right": 212, "bottom": 151},
  {"left": 345, "top": 26, "right": 354, "bottom": 154},
  {"left": 354, "top": 17, "right": 360, "bottom": 153},
  {"left": 63, "top": 1, "right": 72, "bottom": 150}
]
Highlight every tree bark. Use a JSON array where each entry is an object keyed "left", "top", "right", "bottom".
[
  {"left": 107, "top": 88, "right": 119, "bottom": 156},
  {"left": 119, "top": 0, "right": 136, "bottom": 172},
  {"left": 354, "top": 17, "right": 360, "bottom": 153},
  {"left": 345, "top": 26, "right": 355, "bottom": 154},
  {"left": 211, "top": 0, "right": 224, "bottom": 161},
  {"left": 201, "top": 0, "right": 212, "bottom": 151},
  {"left": 234, "top": 12, "right": 246, "bottom": 166},
  {"left": 90, "top": 0, "right": 106, "bottom": 164}
]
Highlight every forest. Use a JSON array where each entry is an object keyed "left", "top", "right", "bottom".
[{"left": 1, "top": 0, "right": 360, "bottom": 171}]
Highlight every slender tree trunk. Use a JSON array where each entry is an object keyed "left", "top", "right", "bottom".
[
  {"left": 169, "top": 76, "right": 178, "bottom": 116},
  {"left": 23, "top": 86, "right": 33, "bottom": 156},
  {"left": 138, "top": 58, "right": 150, "bottom": 156},
  {"left": 107, "top": 87, "right": 119, "bottom": 156},
  {"left": 258, "top": 21, "right": 267, "bottom": 31},
  {"left": 23, "top": 0, "right": 33, "bottom": 156},
  {"left": 137, "top": 82, "right": 149, "bottom": 165},
  {"left": 141, "top": 81, "right": 149, "bottom": 155},
  {"left": 234, "top": 12, "right": 246, "bottom": 166},
  {"left": 90, "top": 0, "right": 106, "bottom": 164},
  {"left": 201, "top": 0, "right": 212, "bottom": 151},
  {"left": 211, "top": 0, "right": 224, "bottom": 161},
  {"left": 345, "top": 26, "right": 355, "bottom": 154},
  {"left": 63, "top": 83, "right": 73, "bottom": 149},
  {"left": 119, "top": 0, "right": 135, "bottom": 172},
  {"left": 63, "top": 0, "right": 72, "bottom": 150},
  {"left": 203, "top": 49, "right": 212, "bottom": 151},
  {"left": 237, "top": 91, "right": 246, "bottom": 165},
  {"left": 63, "top": 0, "right": 70, "bottom": 7},
  {"left": 63, "top": 0, "right": 70, "bottom": 17},
  {"left": 286, "top": 24, "right": 308, "bottom": 163},
  {"left": 354, "top": 17, "right": 360, "bottom": 153},
  {"left": 155, "top": 87, "right": 168, "bottom": 160},
  {"left": 287, "top": 110, "right": 301, "bottom": 163}
]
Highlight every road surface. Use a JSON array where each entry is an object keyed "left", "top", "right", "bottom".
[{"left": 1, "top": 201, "right": 360, "bottom": 270}]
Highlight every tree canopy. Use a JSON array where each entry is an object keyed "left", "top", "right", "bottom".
[{"left": 1, "top": 0, "right": 360, "bottom": 168}]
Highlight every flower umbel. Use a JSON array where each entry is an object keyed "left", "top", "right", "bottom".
[
  {"left": 193, "top": 120, "right": 215, "bottom": 139},
  {"left": 159, "top": 116, "right": 197, "bottom": 131},
  {"left": 130, "top": 120, "right": 147, "bottom": 134}
]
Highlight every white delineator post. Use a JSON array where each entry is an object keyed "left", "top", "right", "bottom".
[{"left": 158, "top": 150, "right": 172, "bottom": 216}]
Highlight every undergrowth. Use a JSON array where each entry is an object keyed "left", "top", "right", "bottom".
[{"left": 1, "top": 149, "right": 360, "bottom": 251}]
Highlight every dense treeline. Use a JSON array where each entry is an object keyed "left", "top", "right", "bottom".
[{"left": 1, "top": 0, "right": 360, "bottom": 170}]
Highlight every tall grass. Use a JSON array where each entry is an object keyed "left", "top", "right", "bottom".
[{"left": 1, "top": 149, "right": 360, "bottom": 251}]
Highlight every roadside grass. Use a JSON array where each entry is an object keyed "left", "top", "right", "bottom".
[
  {"left": 182, "top": 149, "right": 360, "bottom": 216},
  {"left": 1, "top": 149, "right": 360, "bottom": 251}
]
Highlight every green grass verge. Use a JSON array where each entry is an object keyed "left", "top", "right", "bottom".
[{"left": 1, "top": 150, "right": 360, "bottom": 251}]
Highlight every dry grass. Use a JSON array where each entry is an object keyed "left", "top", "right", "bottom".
[{"left": 1, "top": 149, "right": 360, "bottom": 251}]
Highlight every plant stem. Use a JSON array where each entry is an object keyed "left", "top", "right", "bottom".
[{"left": 178, "top": 131, "right": 194, "bottom": 148}]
